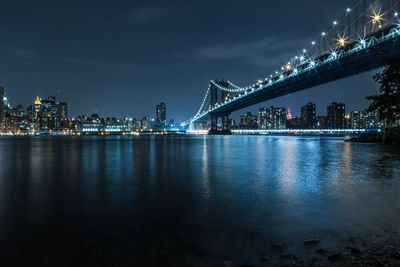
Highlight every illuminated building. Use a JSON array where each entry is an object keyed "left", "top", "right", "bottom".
[
  {"left": 241, "top": 112, "right": 258, "bottom": 129},
  {"left": 301, "top": 102, "right": 316, "bottom": 129},
  {"left": 327, "top": 102, "right": 346, "bottom": 129},
  {"left": 156, "top": 102, "right": 166, "bottom": 127},
  {"left": 258, "top": 107, "right": 286, "bottom": 130}
]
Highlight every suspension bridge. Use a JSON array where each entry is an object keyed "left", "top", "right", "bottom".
[{"left": 185, "top": 0, "right": 400, "bottom": 133}]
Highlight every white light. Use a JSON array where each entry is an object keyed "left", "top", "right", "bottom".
[
  {"left": 311, "top": 41, "right": 316, "bottom": 45},
  {"left": 346, "top": 8, "right": 351, "bottom": 13},
  {"left": 293, "top": 68, "right": 298, "bottom": 73},
  {"left": 279, "top": 74, "right": 284, "bottom": 79},
  {"left": 299, "top": 55, "right": 305, "bottom": 61},
  {"left": 333, "top": 21, "right": 338, "bottom": 25},
  {"left": 331, "top": 51, "right": 337, "bottom": 57},
  {"left": 395, "top": 12, "right": 399, "bottom": 17},
  {"left": 322, "top": 32, "right": 326, "bottom": 36},
  {"left": 269, "top": 80, "right": 272, "bottom": 84},
  {"left": 302, "top": 49, "right": 307, "bottom": 53},
  {"left": 309, "top": 60, "right": 316, "bottom": 67}
]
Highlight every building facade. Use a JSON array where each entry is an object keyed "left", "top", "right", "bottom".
[
  {"left": 156, "top": 102, "right": 166, "bottom": 127},
  {"left": 327, "top": 102, "right": 346, "bottom": 129},
  {"left": 301, "top": 102, "right": 316, "bottom": 129},
  {"left": 258, "top": 107, "right": 287, "bottom": 130}
]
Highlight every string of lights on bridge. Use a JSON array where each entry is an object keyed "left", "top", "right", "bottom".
[{"left": 189, "top": 0, "right": 400, "bottom": 124}]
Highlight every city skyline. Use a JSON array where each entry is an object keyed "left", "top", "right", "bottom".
[{"left": 0, "top": 0, "right": 380, "bottom": 121}]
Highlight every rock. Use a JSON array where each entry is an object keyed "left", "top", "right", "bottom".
[
  {"left": 328, "top": 253, "right": 343, "bottom": 262},
  {"left": 344, "top": 246, "right": 360, "bottom": 255},
  {"left": 279, "top": 253, "right": 296, "bottom": 261},
  {"left": 315, "top": 248, "right": 326, "bottom": 255},
  {"left": 261, "top": 256, "right": 270, "bottom": 261},
  {"left": 223, "top": 260, "right": 233, "bottom": 266},
  {"left": 304, "top": 239, "right": 320, "bottom": 246},
  {"left": 271, "top": 243, "right": 284, "bottom": 250}
]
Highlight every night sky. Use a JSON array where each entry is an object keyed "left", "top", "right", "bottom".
[{"left": 0, "top": 0, "right": 380, "bottom": 122}]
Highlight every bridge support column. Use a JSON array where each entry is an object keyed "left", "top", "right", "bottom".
[
  {"left": 210, "top": 114, "right": 218, "bottom": 133},
  {"left": 221, "top": 113, "right": 231, "bottom": 134}
]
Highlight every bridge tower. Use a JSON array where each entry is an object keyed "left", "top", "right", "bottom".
[
  {"left": 209, "top": 80, "right": 231, "bottom": 135},
  {"left": 210, "top": 81, "right": 218, "bottom": 132}
]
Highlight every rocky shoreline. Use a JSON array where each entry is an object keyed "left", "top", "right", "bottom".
[{"left": 221, "top": 229, "right": 400, "bottom": 267}]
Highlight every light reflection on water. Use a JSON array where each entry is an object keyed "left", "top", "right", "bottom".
[{"left": 0, "top": 135, "right": 399, "bottom": 265}]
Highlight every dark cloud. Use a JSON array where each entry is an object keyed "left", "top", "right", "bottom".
[
  {"left": 127, "top": 5, "right": 190, "bottom": 23},
  {"left": 195, "top": 37, "right": 309, "bottom": 67}
]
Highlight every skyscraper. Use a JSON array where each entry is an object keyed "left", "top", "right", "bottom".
[
  {"left": 0, "top": 87, "right": 4, "bottom": 130},
  {"left": 258, "top": 107, "right": 286, "bottom": 130},
  {"left": 156, "top": 102, "right": 166, "bottom": 127},
  {"left": 301, "top": 102, "right": 316, "bottom": 129},
  {"left": 327, "top": 102, "right": 345, "bottom": 129}
]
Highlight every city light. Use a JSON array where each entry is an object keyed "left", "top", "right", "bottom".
[
  {"left": 371, "top": 10, "right": 384, "bottom": 24},
  {"left": 336, "top": 34, "right": 349, "bottom": 47}
]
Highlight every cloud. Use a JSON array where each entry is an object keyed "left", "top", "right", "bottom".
[
  {"left": 8, "top": 48, "right": 38, "bottom": 60},
  {"left": 195, "top": 37, "right": 308, "bottom": 67},
  {"left": 59, "top": 57, "right": 141, "bottom": 71},
  {"left": 127, "top": 5, "right": 190, "bottom": 23}
]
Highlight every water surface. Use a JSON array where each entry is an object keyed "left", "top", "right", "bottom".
[{"left": 0, "top": 135, "right": 399, "bottom": 266}]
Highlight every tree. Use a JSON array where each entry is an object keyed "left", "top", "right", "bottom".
[{"left": 367, "top": 59, "right": 400, "bottom": 127}]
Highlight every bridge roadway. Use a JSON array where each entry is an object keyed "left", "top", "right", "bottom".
[{"left": 192, "top": 26, "right": 400, "bottom": 122}]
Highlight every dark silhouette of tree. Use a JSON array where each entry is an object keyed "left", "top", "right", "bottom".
[{"left": 367, "top": 59, "right": 400, "bottom": 127}]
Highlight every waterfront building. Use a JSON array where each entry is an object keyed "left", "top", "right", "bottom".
[
  {"left": 301, "top": 102, "right": 316, "bottom": 129},
  {"left": 316, "top": 116, "right": 328, "bottom": 129},
  {"left": 286, "top": 117, "right": 301, "bottom": 129},
  {"left": 351, "top": 111, "right": 362, "bottom": 129},
  {"left": 240, "top": 112, "right": 258, "bottom": 129},
  {"left": 33, "top": 96, "right": 68, "bottom": 131},
  {"left": 327, "top": 102, "right": 345, "bottom": 129},
  {"left": 156, "top": 102, "right": 166, "bottom": 127},
  {"left": 258, "top": 106, "right": 287, "bottom": 130}
]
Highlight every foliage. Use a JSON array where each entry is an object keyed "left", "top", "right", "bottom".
[{"left": 367, "top": 59, "right": 400, "bottom": 126}]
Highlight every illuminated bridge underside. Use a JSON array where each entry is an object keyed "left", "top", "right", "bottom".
[{"left": 193, "top": 33, "right": 400, "bottom": 122}]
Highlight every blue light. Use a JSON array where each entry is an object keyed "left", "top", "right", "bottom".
[
  {"left": 309, "top": 60, "right": 316, "bottom": 67},
  {"left": 358, "top": 38, "right": 366, "bottom": 48}
]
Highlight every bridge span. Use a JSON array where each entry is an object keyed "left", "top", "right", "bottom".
[{"left": 186, "top": 0, "right": 400, "bottom": 133}]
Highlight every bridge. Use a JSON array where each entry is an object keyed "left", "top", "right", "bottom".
[{"left": 185, "top": 0, "right": 400, "bottom": 133}]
